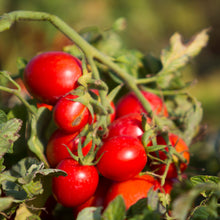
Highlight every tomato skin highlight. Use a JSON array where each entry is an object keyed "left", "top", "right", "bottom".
[
  {"left": 104, "top": 174, "right": 159, "bottom": 210},
  {"left": 116, "top": 91, "right": 168, "bottom": 118},
  {"left": 52, "top": 158, "right": 99, "bottom": 207},
  {"left": 148, "top": 133, "right": 190, "bottom": 179},
  {"left": 23, "top": 51, "right": 82, "bottom": 104},
  {"left": 103, "top": 113, "right": 151, "bottom": 141},
  {"left": 96, "top": 136, "right": 147, "bottom": 181},
  {"left": 53, "top": 94, "right": 90, "bottom": 133}
]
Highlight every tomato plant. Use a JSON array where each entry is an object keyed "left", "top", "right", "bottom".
[
  {"left": 23, "top": 51, "right": 82, "bottom": 104},
  {"left": 0, "top": 10, "right": 217, "bottom": 220},
  {"left": 96, "top": 136, "right": 147, "bottom": 181},
  {"left": 52, "top": 158, "right": 99, "bottom": 207}
]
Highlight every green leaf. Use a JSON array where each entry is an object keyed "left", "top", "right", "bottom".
[
  {"left": 76, "top": 207, "right": 102, "bottom": 220},
  {"left": 115, "top": 49, "right": 143, "bottom": 78},
  {"left": 0, "top": 118, "right": 22, "bottom": 157},
  {"left": 0, "top": 13, "right": 13, "bottom": 32},
  {"left": 182, "top": 97, "right": 203, "bottom": 145},
  {"left": 127, "top": 198, "right": 147, "bottom": 217},
  {"left": 191, "top": 175, "right": 220, "bottom": 186},
  {"left": 160, "top": 29, "right": 209, "bottom": 75},
  {"left": 0, "top": 197, "right": 14, "bottom": 212},
  {"left": 190, "top": 205, "right": 218, "bottom": 220},
  {"left": 146, "top": 145, "right": 167, "bottom": 153},
  {"left": 0, "top": 109, "right": 7, "bottom": 123},
  {"left": 27, "top": 107, "right": 51, "bottom": 167},
  {"left": 102, "top": 195, "right": 126, "bottom": 220},
  {"left": 14, "top": 203, "right": 40, "bottom": 220},
  {"left": 16, "top": 57, "right": 28, "bottom": 78},
  {"left": 147, "top": 189, "right": 166, "bottom": 214}
]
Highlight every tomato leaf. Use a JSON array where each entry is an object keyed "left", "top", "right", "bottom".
[
  {"left": 191, "top": 175, "right": 220, "bottom": 185},
  {"left": 14, "top": 203, "right": 41, "bottom": 220},
  {"left": 76, "top": 207, "right": 102, "bottom": 220},
  {"left": 157, "top": 29, "right": 209, "bottom": 89},
  {"left": 102, "top": 195, "right": 126, "bottom": 220},
  {"left": 27, "top": 107, "right": 51, "bottom": 167},
  {"left": 114, "top": 49, "right": 143, "bottom": 78},
  {"left": 0, "top": 197, "right": 14, "bottom": 212},
  {"left": 160, "top": 29, "right": 209, "bottom": 74},
  {"left": 0, "top": 117, "right": 22, "bottom": 157}
]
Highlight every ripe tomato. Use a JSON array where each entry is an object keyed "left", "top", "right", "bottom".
[
  {"left": 52, "top": 158, "right": 99, "bottom": 207},
  {"left": 53, "top": 94, "right": 90, "bottom": 133},
  {"left": 23, "top": 51, "right": 82, "bottom": 104},
  {"left": 72, "top": 176, "right": 112, "bottom": 218},
  {"left": 103, "top": 113, "right": 151, "bottom": 141},
  {"left": 147, "top": 133, "right": 190, "bottom": 179},
  {"left": 116, "top": 91, "right": 168, "bottom": 118},
  {"left": 96, "top": 136, "right": 147, "bottom": 181},
  {"left": 104, "top": 174, "right": 159, "bottom": 210},
  {"left": 46, "top": 129, "right": 93, "bottom": 168}
]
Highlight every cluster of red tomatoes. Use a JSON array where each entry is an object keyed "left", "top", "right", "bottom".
[{"left": 23, "top": 51, "right": 190, "bottom": 216}]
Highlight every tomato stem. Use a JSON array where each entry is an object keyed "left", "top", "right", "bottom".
[{"left": 0, "top": 71, "right": 36, "bottom": 115}]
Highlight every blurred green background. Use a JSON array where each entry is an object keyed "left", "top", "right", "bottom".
[{"left": 0, "top": 0, "right": 220, "bottom": 175}]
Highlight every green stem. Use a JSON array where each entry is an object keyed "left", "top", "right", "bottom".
[
  {"left": 136, "top": 76, "right": 157, "bottom": 84},
  {"left": 0, "top": 85, "right": 36, "bottom": 115},
  {"left": 0, "top": 10, "right": 155, "bottom": 118}
]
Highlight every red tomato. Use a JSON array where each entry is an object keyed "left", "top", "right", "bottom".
[
  {"left": 147, "top": 133, "right": 190, "bottom": 179},
  {"left": 104, "top": 174, "right": 159, "bottom": 210},
  {"left": 36, "top": 103, "right": 53, "bottom": 111},
  {"left": 46, "top": 129, "right": 93, "bottom": 168},
  {"left": 53, "top": 94, "right": 90, "bottom": 133},
  {"left": 103, "top": 113, "right": 151, "bottom": 141},
  {"left": 52, "top": 158, "right": 99, "bottom": 207},
  {"left": 23, "top": 51, "right": 82, "bottom": 104},
  {"left": 116, "top": 91, "right": 168, "bottom": 118},
  {"left": 96, "top": 136, "right": 147, "bottom": 181},
  {"left": 73, "top": 176, "right": 112, "bottom": 218}
]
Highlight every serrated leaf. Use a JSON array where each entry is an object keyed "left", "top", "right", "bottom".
[
  {"left": 191, "top": 175, "right": 220, "bottom": 186},
  {"left": 0, "top": 118, "right": 22, "bottom": 158},
  {"left": 102, "top": 195, "right": 126, "bottom": 220},
  {"left": 6, "top": 157, "right": 66, "bottom": 185},
  {"left": 76, "top": 207, "right": 102, "bottom": 220},
  {"left": 190, "top": 206, "right": 215, "bottom": 220},
  {"left": 160, "top": 29, "right": 209, "bottom": 74},
  {"left": 0, "top": 197, "right": 14, "bottom": 212}
]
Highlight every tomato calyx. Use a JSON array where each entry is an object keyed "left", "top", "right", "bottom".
[{"left": 63, "top": 132, "right": 98, "bottom": 166}]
